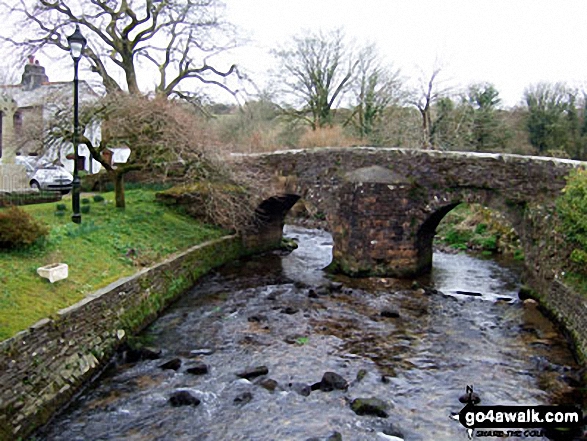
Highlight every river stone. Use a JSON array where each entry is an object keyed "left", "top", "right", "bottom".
[
  {"left": 289, "top": 382, "right": 311, "bottom": 396},
  {"left": 247, "top": 314, "right": 267, "bottom": 323},
  {"left": 236, "top": 365, "right": 269, "bottom": 380},
  {"left": 256, "top": 378, "right": 279, "bottom": 392},
  {"left": 327, "top": 282, "right": 343, "bottom": 293},
  {"left": 233, "top": 391, "right": 253, "bottom": 405},
  {"left": 319, "top": 372, "right": 348, "bottom": 391},
  {"left": 159, "top": 358, "right": 182, "bottom": 371},
  {"left": 350, "top": 397, "right": 389, "bottom": 418},
  {"left": 373, "top": 422, "right": 404, "bottom": 439},
  {"left": 306, "top": 431, "right": 343, "bottom": 441},
  {"left": 169, "top": 390, "right": 200, "bottom": 407},
  {"left": 356, "top": 369, "right": 368, "bottom": 382},
  {"left": 186, "top": 362, "right": 209, "bottom": 375},
  {"left": 124, "top": 346, "right": 161, "bottom": 363},
  {"left": 281, "top": 306, "right": 299, "bottom": 315},
  {"left": 381, "top": 308, "right": 400, "bottom": 319}
]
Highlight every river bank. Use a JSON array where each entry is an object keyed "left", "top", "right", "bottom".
[{"left": 36, "top": 226, "right": 586, "bottom": 441}]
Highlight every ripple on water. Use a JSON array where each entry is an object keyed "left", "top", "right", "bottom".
[{"left": 38, "top": 227, "right": 585, "bottom": 441}]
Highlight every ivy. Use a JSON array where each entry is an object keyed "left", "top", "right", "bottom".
[{"left": 557, "top": 169, "right": 587, "bottom": 274}]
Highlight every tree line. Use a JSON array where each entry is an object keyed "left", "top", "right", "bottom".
[{"left": 2, "top": 0, "right": 586, "bottom": 213}]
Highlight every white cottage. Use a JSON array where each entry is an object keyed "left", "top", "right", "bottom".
[{"left": 0, "top": 56, "right": 102, "bottom": 191}]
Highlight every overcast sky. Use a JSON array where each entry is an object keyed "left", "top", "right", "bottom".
[{"left": 223, "top": 0, "right": 587, "bottom": 107}]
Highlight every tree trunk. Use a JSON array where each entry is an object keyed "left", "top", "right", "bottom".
[{"left": 113, "top": 171, "right": 125, "bottom": 209}]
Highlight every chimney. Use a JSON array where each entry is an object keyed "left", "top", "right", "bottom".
[{"left": 21, "top": 55, "right": 49, "bottom": 90}]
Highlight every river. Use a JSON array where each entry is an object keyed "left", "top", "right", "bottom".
[{"left": 37, "top": 226, "right": 585, "bottom": 440}]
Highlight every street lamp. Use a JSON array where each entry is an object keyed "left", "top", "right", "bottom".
[{"left": 67, "top": 25, "right": 86, "bottom": 224}]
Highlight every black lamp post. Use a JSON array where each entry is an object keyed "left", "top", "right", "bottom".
[{"left": 67, "top": 25, "right": 86, "bottom": 224}]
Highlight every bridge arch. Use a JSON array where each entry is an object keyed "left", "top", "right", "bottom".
[{"left": 234, "top": 147, "right": 584, "bottom": 278}]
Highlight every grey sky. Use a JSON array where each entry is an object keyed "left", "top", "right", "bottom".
[{"left": 223, "top": 0, "right": 587, "bottom": 107}]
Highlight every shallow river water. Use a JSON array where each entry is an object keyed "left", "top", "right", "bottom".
[{"left": 38, "top": 226, "right": 585, "bottom": 441}]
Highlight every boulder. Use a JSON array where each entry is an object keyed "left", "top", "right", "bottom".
[
  {"left": 350, "top": 397, "right": 389, "bottom": 418},
  {"left": 236, "top": 365, "right": 269, "bottom": 380},
  {"left": 159, "top": 358, "right": 182, "bottom": 371},
  {"left": 186, "top": 362, "right": 209, "bottom": 375},
  {"left": 169, "top": 390, "right": 200, "bottom": 407},
  {"left": 319, "top": 372, "right": 348, "bottom": 392}
]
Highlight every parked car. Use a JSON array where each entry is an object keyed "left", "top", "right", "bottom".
[{"left": 15, "top": 157, "right": 73, "bottom": 194}]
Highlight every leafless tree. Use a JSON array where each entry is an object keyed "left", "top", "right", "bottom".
[
  {"left": 1, "top": 0, "right": 241, "bottom": 103},
  {"left": 347, "top": 44, "right": 404, "bottom": 140},
  {"left": 409, "top": 66, "right": 450, "bottom": 148},
  {"left": 272, "top": 29, "right": 358, "bottom": 130}
]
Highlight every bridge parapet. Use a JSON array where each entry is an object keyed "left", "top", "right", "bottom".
[{"left": 232, "top": 147, "right": 585, "bottom": 277}]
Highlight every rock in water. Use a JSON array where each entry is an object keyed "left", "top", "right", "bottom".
[
  {"left": 186, "top": 362, "right": 209, "bottom": 375},
  {"left": 159, "top": 358, "right": 182, "bottom": 371},
  {"left": 233, "top": 391, "right": 253, "bottom": 405},
  {"left": 289, "top": 382, "right": 311, "bottom": 396},
  {"left": 169, "top": 390, "right": 200, "bottom": 407},
  {"left": 319, "top": 372, "right": 349, "bottom": 391},
  {"left": 256, "top": 378, "right": 279, "bottom": 392},
  {"left": 381, "top": 308, "right": 400, "bottom": 318},
  {"left": 350, "top": 397, "right": 389, "bottom": 418},
  {"left": 236, "top": 365, "right": 269, "bottom": 380}
]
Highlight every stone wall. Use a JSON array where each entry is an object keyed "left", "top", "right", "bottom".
[
  {"left": 540, "top": 281, "right": 587, "bottom": 364},
  {"left": 0, "top": 235, "right": 247, "bottom": 440}
]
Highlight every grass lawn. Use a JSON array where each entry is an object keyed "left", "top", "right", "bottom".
[{"left": 0, "top": 189, "right": 225, "bottom": 341}]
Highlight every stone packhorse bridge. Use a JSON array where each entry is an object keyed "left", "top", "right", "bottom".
[{"left": 233, "top": 147, "right": 584, "bottom": 278}]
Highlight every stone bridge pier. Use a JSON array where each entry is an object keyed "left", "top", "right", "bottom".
[
  {"left": 328, "top": 166, "right": 459, "bottom": 277},
  {"left": 234, "top": 147, "right": 584, "bottom": 279}
]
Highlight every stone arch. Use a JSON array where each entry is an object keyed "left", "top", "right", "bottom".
[
  {"left": 415, "top": 202, "right": 461, "bottom": 274},
  {"left": 245, "top": 194, "right": 301, "bottom": 251},
  {"left": 414, "top": 189, "right": 526, "bottom": 276}
]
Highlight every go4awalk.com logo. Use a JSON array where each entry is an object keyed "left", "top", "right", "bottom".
[{"left": 452, "top": 386, "right": 584, "bottom": 439}]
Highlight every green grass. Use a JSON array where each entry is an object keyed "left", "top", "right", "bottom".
[{"left": 0, "top": 189, "right": 225, "bottom": 341}]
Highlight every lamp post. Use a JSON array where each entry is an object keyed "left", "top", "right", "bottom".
[{"left": 67, "top": 25, "right": 86, "bottom": 224}]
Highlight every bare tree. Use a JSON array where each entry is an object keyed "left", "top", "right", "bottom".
[
  {"left": 45, "top": 93, "right": 215, "bottom": 208},
  {"left": 272, "top": 29, "right": 358, "bottom": 130},
  {"left": 348, "top": 44, "right": 403, "bottom": 140},
  {"left": 1, "top": 0, "right": 241, "bottom": 102},
  {"left": 409, "top": 66, "right": 449, "bottom": 148}
]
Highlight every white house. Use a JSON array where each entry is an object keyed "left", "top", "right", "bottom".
[{"left": 0, "top": 56, "right": 104, "bottom": 191}]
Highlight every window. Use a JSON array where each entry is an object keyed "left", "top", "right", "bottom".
[{"left": 13, "top": 111, "right": 22, "bottom": 136}]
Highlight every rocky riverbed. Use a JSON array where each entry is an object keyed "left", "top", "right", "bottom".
[{"left": 37, "top": 226, "right": 585, "bottom": 441}]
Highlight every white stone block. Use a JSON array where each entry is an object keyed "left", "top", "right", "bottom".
[{"left": 37, "top": 263, "right": 69, "bottom": 283}]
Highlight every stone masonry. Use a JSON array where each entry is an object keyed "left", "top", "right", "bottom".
[
  {"left": 0, "top": 235, "right": 247, "bottom": 440},
  {"left": 234, "top": 147, "right": 585, "bottom": 278}
]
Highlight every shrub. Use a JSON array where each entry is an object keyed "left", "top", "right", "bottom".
[
  {"left": 93, "top": 194, "right": 105, "bottom": 203},
  {"left": 81, "top": 198, "right": 90, "bottom": 205},
  {"left": 0, "top": 207, "right": 49, "bottom": 249},
  {"left": 298, "top": 126, "right": 359, "bottom": 148},
  {"left": 81, "top": 205, "right": 91, "bottom": 214},
  {"left": 557, "top": 169, "right": 587, "bottom": 274},
  {"left": 56, "top": 203, "right": 67, "bottom": 212}
]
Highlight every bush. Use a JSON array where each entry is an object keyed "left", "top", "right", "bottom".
[
  {"left": 81, "top": 205, "right": 91, "bottom": 214},
  {"left": 557, "top": 169, "right": 587, "bottom": 274},
  {"left": 93, "top": 194, "right": 105, "bottom": 203},
  {"left": 298, "top": 126, "right": 359, "bottom": 148},
  {"left": 56, "top": 203, "right": 67, "bottom": 212},
  {"left": 81, "top": 198, "right": 90, "bottom": 205},
  {"left": 0, "top": 207, "right": 49, "bottom": 249}
]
